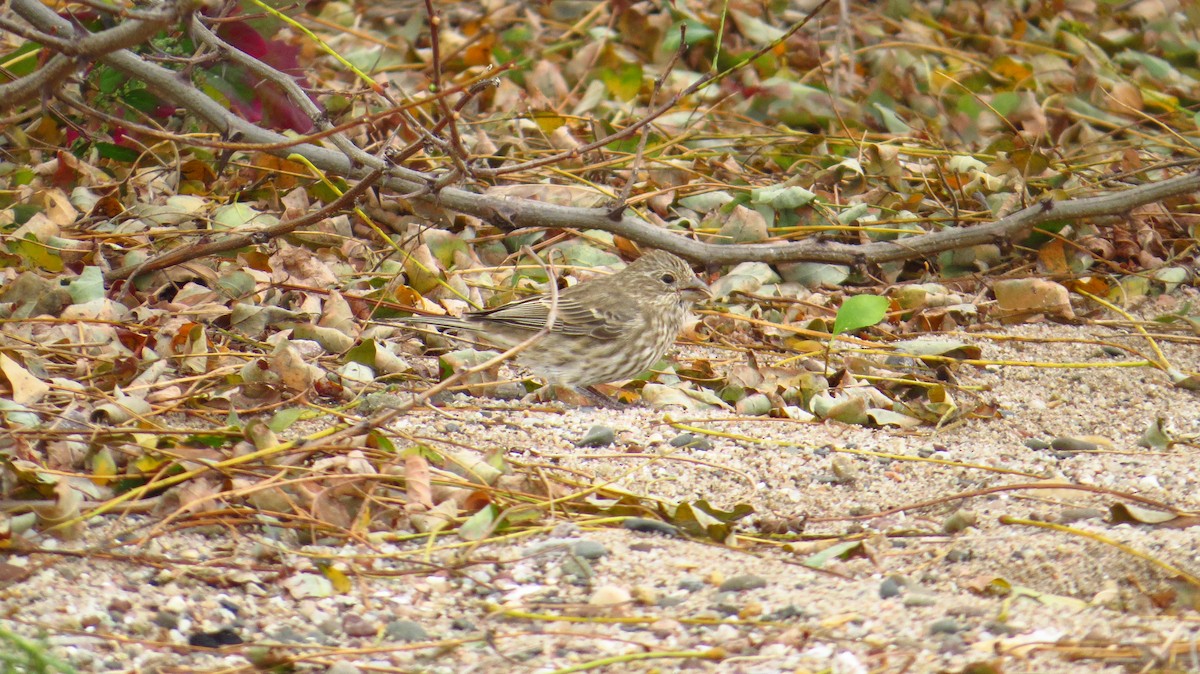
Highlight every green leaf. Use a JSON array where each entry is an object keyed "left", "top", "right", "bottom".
[
  {"left": 268, "top": 407, "right": 306, "bottom": 433},
  {"left": 599, "top": 62, "right": 643, "bottom": 101},
  {"left": 803, "top": 540, "right": 864, "bottom": 569},
  {"left": 215, "top": 270, "right": 257, "bottom": 300},
  {"left": 67, "top": 266, "right": 105, "bottom": 303},
  {"left": 120, "top": 88, "right": 159, "bottom": 115},
  {"left": 310, "top": 176, "right": 349, "bottom": 203},
  {"left": 836, "top": 203, "right": 870, "bottom": 225},
  {"left": 1114, "top": 50, "right": 1176, "bottom": 80},
  {"left": 3, "top": 42, "right": 42, "bottom": 78},
  {"left": 11, "top": 236, "right": 63, "bottom": 272},
  {"left": 678, "top": 191, "right": 734, "bottom": 213},
  {"left": 1137, "top": 418, "right": 1172, "bottom": 451},
  {"left": 991, "top": 91, "right": 1021, "bottom": 117},
  {"left": 212, "top": 202, "right": 276, "bottom": 230},
  {"left": 369, "top": 429, "right": 397, "bottom": 453},
  {"left": 97, "top": 65, "right": 126, "bottom": 94},
  {"left": 344, "top": 339, "right": 378, "bottom": 367},
  {"left": 184, "top": 434, "right": 231, "bottom": 449},
  {"left": 751, "top": 184, "right": 816, "bottom": 209},
  {"left": 956, "top": 94, "right": 984, "bottom": 120},
  {"left": 872, "top": 102, "right": 912, "bottom": 133},
  {"left": 458, "top": 504, "right": 500, "bottom": 541},
  {"left": 663, "top": 19, "right": 714, "bottom": 52},
  {"left": 832, "top": 294, "right": 889, "bottom": 336},
  {"left": 95, "top": 142, "right": 140, "bottom": 163}
]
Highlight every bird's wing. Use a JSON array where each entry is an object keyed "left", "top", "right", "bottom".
[{"left": 472, "top": 291, "right": 637, "bottom": 339}]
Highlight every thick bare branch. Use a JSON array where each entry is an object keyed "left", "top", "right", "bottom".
[
  {"left": 0, "top": 0, "right": 194, "bottom": 109},
  {"left": 454, "top": 170, "right": 1200, "bottom": 266}
]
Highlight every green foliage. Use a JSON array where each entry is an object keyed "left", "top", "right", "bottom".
[
  {"left": 832, "top": 294, "right": 889, "bottom": 337},
  {"left": 0, "top": 627, "right": 77, "bottom": 674}
]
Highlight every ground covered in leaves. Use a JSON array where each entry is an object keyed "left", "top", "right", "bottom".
[{"left": 2, "top": 0, "right": 1199, "bottom": 671}]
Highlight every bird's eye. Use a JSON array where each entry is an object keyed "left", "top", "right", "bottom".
[{"left": 659, "top": 273, "right": 676, "bottom": 285}]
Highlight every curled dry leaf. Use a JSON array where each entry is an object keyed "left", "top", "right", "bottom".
[{"left": 992, "top": 278, "right": 1075, "bottom": 322}]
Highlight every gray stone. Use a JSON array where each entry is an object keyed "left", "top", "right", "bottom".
[
  {"left": 572, "top": 540, "right": 609, "bottom": 560},
  {"left": 718, "top": 575, "right": 768, "bottom": 592},
  {"left": 879, "top": 577, "right": 904, "bottom": 598},
  {"left": 929, "top": 618, "right": 963, "bottom": 634},
  {"left": 577, "top": 425, "right": 616, "bottom": 447},
  {"left": 385, "top": 620, "right": 429, "bottom": 642}
]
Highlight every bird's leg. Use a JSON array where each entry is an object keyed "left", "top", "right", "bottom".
[
  {"left": 577, "top": 385, "right": 627, "bottom": 409},
  {"left": 518, "top": 384, "right": 627, "bottom": 409}
]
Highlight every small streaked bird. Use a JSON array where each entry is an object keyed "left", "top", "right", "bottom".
[{"left": 392, "top": 249, "right": 711, "bottom": 389}]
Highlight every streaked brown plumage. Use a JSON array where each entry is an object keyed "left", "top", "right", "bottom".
[{"left": 394, "top": 250, "right": 710, "bottom": 387}]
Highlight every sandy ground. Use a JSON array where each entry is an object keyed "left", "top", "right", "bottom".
[{"left": 3, "top": 320, "right": 1199, "bottom": 673}]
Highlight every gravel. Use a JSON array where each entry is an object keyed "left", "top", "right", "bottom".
[{"left": 4, "top": 319, "right": 1199, "bottom": 672}]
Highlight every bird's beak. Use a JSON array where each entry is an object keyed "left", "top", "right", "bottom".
[{"left": 681, "top": 276, "right": 712, "bottom": 302}]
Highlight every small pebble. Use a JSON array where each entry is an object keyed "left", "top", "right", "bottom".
[
  {"left": 572, "top": 540, "right": 608, "bottom": 559},
  {"left": 669, "top": 432, "right": 696, "bottom": 446},
  {"left": 942, "top": 510, "right": 977, "bottom": 534},
  {"left": 879, "top": 577, "right": 904, "bottom": 599},
  {"left": 343, "top": 614, "right": 377, "bottom": 637},
  {"left": 718, "top": 575, "right": 768, "bottom": 592},
  {"left": 385, "top": 620, "right": 429, "bottom": 642},
  {"left": 712, "top": 595, "right": 741, "bottom": 616},
  {"left": 577, "top": 425, "right": 616, "bottom": 447},
  {"left": 622, "top": 518, "right": 679, "bottom": 536},
  {"left": 936, "top": 633, "right": 967, "bottom": 653},
  {"left": 561, "top": 557, "right": 593, "bottom": 580},
  {"left": 830, "top": 456, "right": 858, "bottom": 483},
  {"left": 903, "top": 593, "right": 938, "bottom": 608},
  {"left": 588, "top": 585, "right": 631, "bottom": 607},
  {"left": 738, "top": 601, "right": 764, "bottom": 619},
  {"left": 765, "top": 605, "right": 805, "bottom": 621},
  {"left": 188, "top": 628, "right": 242, "bottom": 647},
  {"left": 632, "top": 586, "right": 658, "bottom": 605},
  {"left": 929, "top": 618, "right": 963, "bottom": 634},
  {"left": 1058, "top": 507, "right": 1105, "bottom": 524},
  {"left": 649, "top": 618, "right": 682, "bottom": 636},
  {"left": 1050, "top": 436, "right": 1098, "bottom": 452},
  {"left": 945, "top": 548, "right": 972, "bottom": 563},
  {"left": 107, "top": 599, "right": 132, "bottom": 614},
  {"left": 152, "top": 612, "right": 179, "bottom": 630},
  {"left": 984, "top": 620, "right": 1018, "bottom": 635}
]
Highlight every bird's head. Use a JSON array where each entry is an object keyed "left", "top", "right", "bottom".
[{"left": 628, "top": 250, "right": 712, "bottom": 307}]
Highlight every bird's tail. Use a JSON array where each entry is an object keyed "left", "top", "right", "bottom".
[{"left": 385, "top": 315, "right": 473, "bottom": 331}]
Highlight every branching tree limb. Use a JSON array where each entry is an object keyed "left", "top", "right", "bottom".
[{"left": 0, "top": 0, "right": 194, "bottom": 107}]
